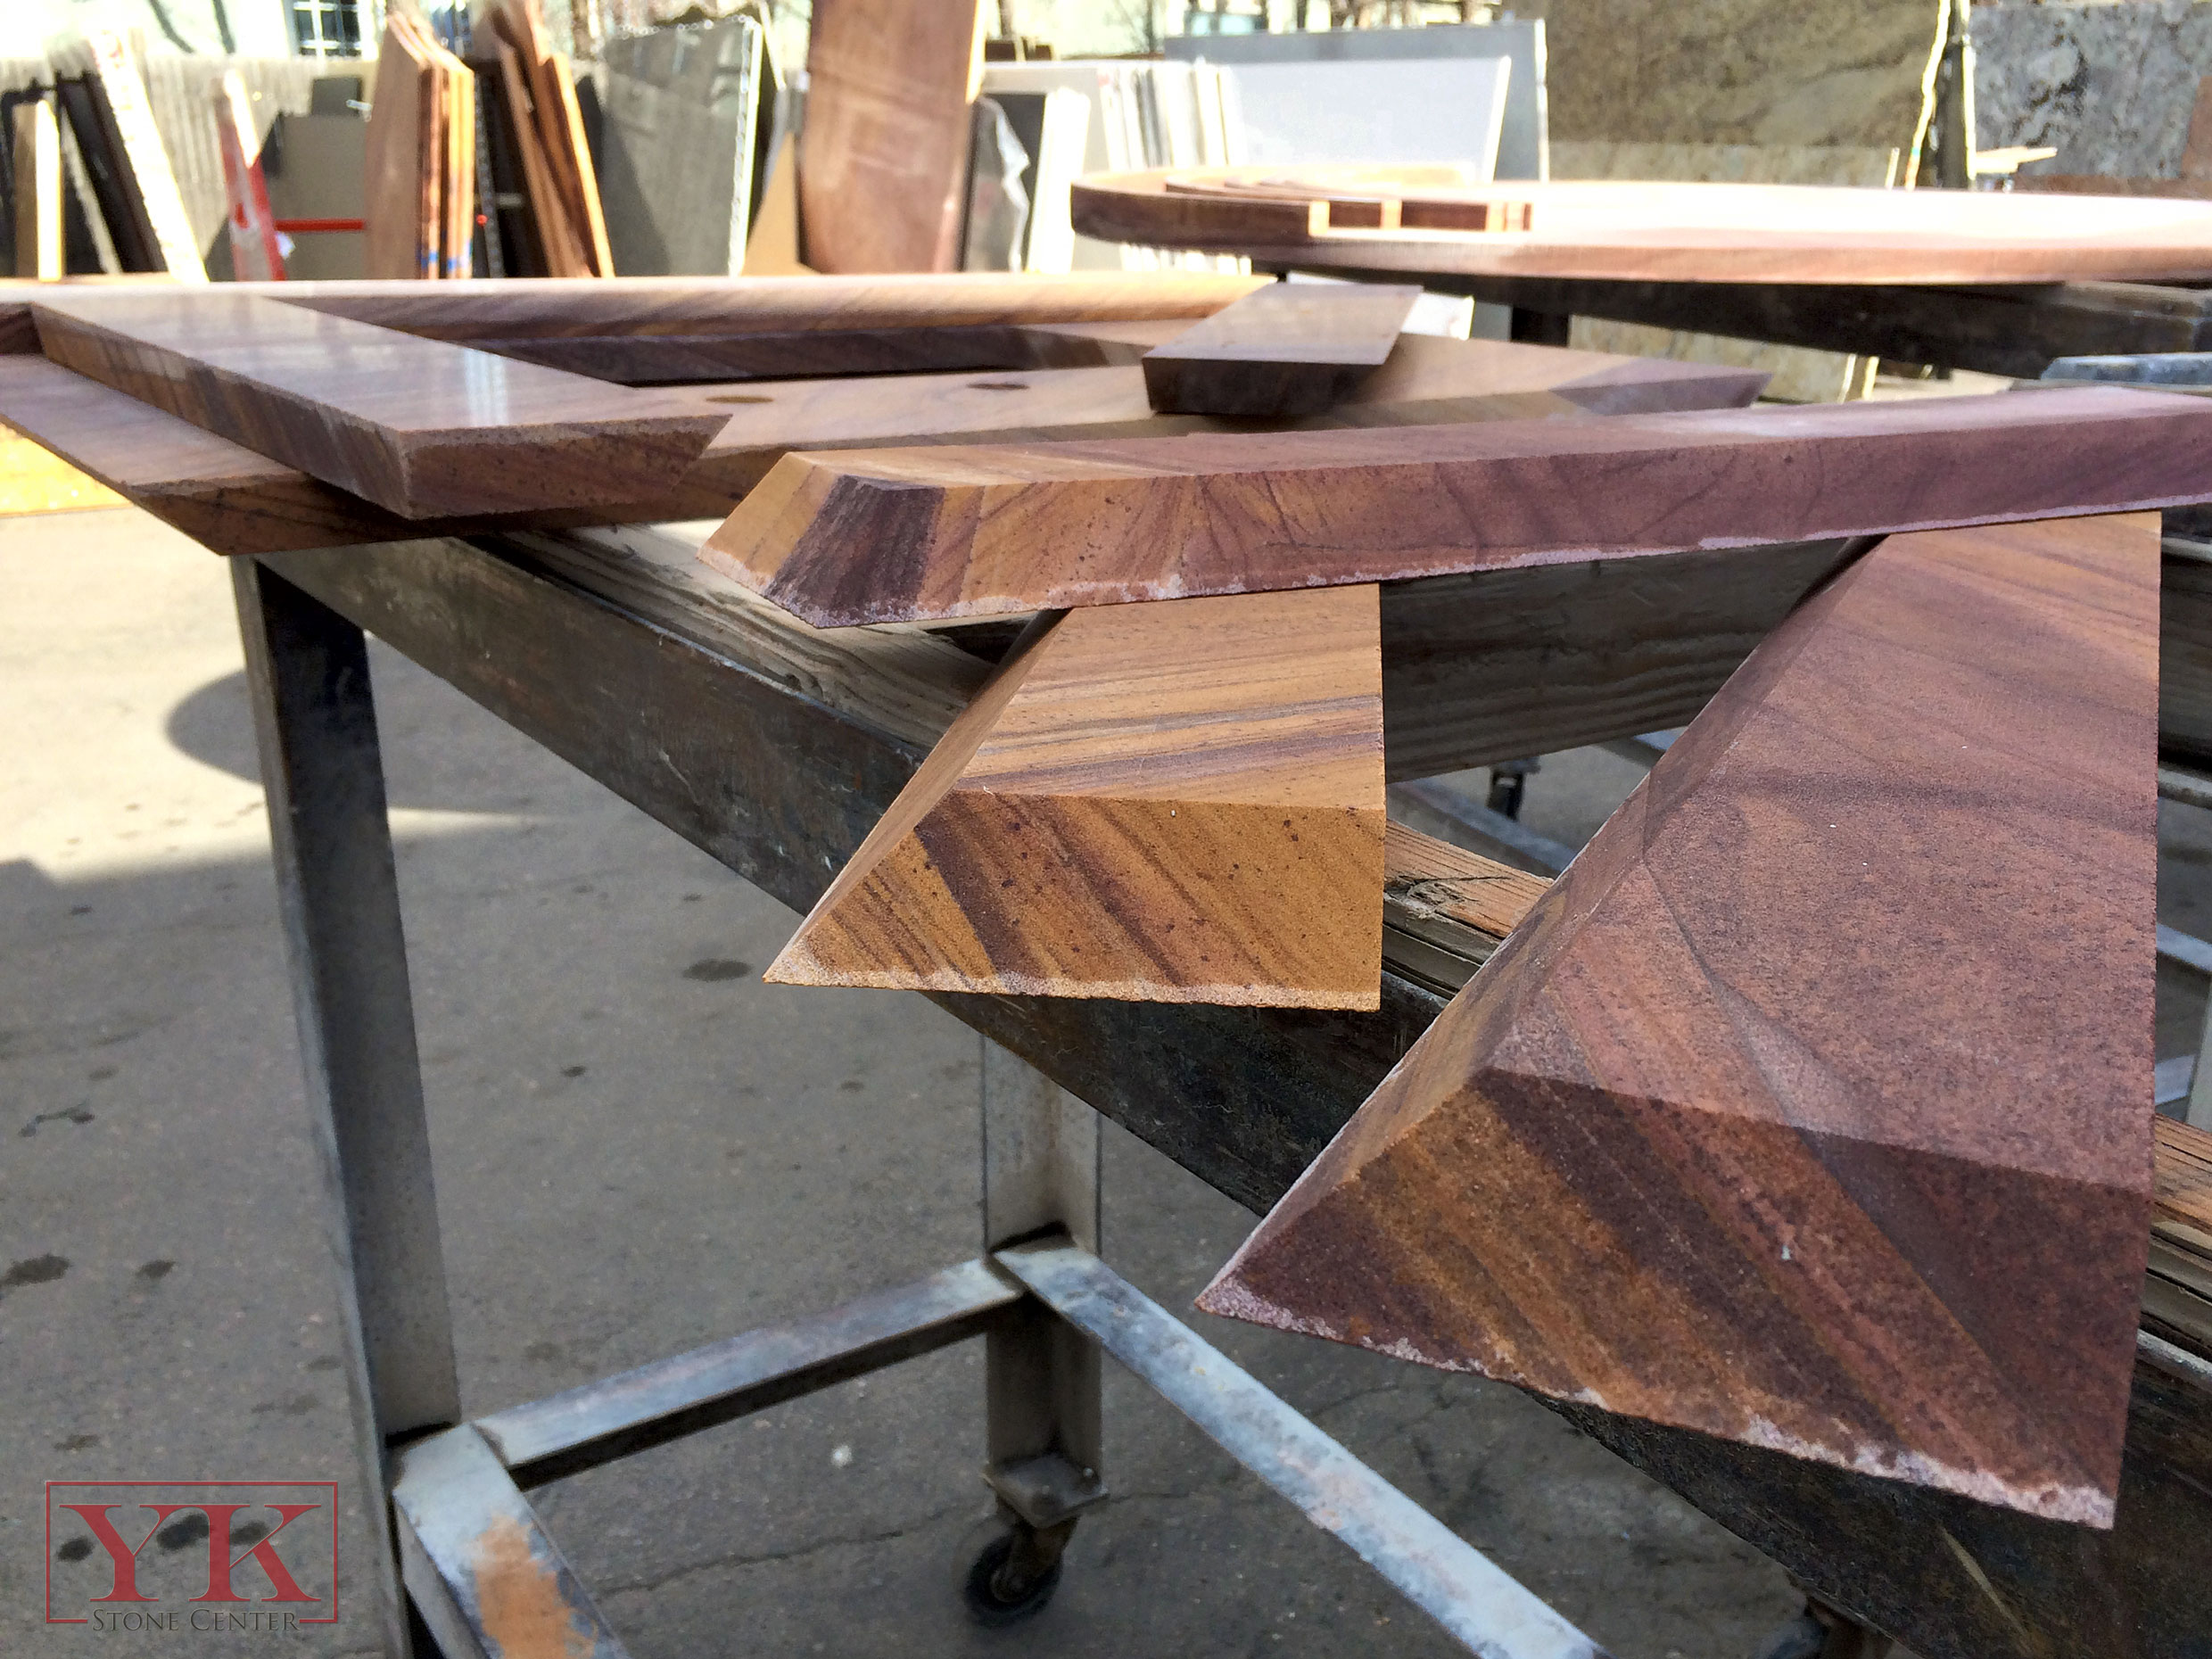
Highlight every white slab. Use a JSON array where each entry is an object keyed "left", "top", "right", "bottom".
[
  {"left": 1217, "top": 57, "right": 1511, "bottom": 177},
  {"left": 982, "top": 60, "right": 1236, "bottom": 272},
  {"left": 1168, "top": 22, "right": 1545, "bottom": 180}
]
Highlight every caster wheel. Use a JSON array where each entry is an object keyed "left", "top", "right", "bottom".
[{"left": 962, "top": 1528, "right": 1062, "bottom": 1628}]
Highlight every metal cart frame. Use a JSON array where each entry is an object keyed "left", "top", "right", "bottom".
[
  {"left": 216, "top": 508, "right": 2212, "bottom": 1659},
  {"left": 230, "top": 553, "right": 1601, "bottom": 1659}
]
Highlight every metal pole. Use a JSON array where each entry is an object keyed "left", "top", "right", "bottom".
[
  {"left": 233, "top": 557, "right": 462, "bottom": 1658},
  {"left": 2185, "top": 994, "right": 2212, "bottom": 1132},
  {"left": 1933, "top": 0, "right": 1976, "bottom": 192},
  {"left": 974, "top": 1036, "right": 1105, "bottom": 1616}
]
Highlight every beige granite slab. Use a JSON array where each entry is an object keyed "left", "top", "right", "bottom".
[{"left": 1539, "top": 0, "right": 1946, "bottom": 161}]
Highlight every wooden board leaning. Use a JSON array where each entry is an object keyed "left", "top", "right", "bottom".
[
  {"left": 772, "top": 586, "right": 1386, "bottom": 1008},
  {"left": 1204, "top": 511, "right": 2163, "bottom": 1527}
]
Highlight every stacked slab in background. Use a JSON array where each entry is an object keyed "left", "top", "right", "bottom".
[
  {"left": 47, "top": 30, "right": 207, "bottom": 279},
  {"left": 1531, "top": 0, "right": 1947, "bottom": 399},
  {"left": 799, "top": 0, "right": 987, "bottom": 273},
  {"left": 1543, "top": 0, "right": 1947, "bottom": 160},
  {"left": 363, "top": 13, "right": 477, "bottom": 280},
  {"left": 1165, "top": 21, "right": 1548, "bottom": 181},
  {"left": 0, "top": 53, "right": 348, "bottom": 281},
  {"left": 979, "top": 59, "right": 1237, "bottom": 273},
  {"left": 481, "top": 0, "right": 612, "bottom": 277},
  {"left": 594, "top": 13, "right": 773, "bottom": 277}
]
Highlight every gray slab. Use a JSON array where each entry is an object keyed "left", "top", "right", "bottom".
[
  {"left": 962, "top": 96, "right": 1030, "bottom": 273},
  {"left": 1975, "top": 0, "right": 2212, "bottom": 180},
  {"left": 261, "top": 112, "right": 367, "bottom": 281},
  {"left": 596, "top": 16, "right": 763, "bottom": 277}
]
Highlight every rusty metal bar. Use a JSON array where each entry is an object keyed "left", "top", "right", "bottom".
[
  {"left": 393, "top": 1425, "right": 626, "bottom": 1659},
  {"left": 994, "top": 1239, "right": 1609, "bottom": 1659},
  {"left": 2140, "top": 1328, "right": 2212, "bottom": 1393},
  {"left": 475, "top": 1259, "right": 1023, "bottom": 1490}
]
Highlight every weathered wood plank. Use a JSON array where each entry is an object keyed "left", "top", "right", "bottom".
[
  {"left": 253, "top": 526, "right": 1478, "bottom": 1209},
  {"left": 704, "top": 384, "right": 2212, "bottom": 626},
  {"left": 1381, "top": 821, "right": 1546, "bottom": 939},
  {"left": 1381, "top": 821, "right": 1550, "bottom": 996},
  {"left": 1141, "top": 283, "right": 1420, "bottom": 417},
  {"left": 1378, "top": 537, "right": 1859, "bottom": 780},
  {"left": 29, "top": 290, "right": 725, "bottom": 520},
  {"left": 2147, "top": 1118, "right": 2212, "bottom": 1356},
  {"left": 1204, "top": 512, "right": 2162, "bottom": 1525},
  {"left": 2162, "top": 540, "right": 2212, "bottom": 764},
  {"left": 772, "top": 586, "right": 1386, "bottom": 1008}
]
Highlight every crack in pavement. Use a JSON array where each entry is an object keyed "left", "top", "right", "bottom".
[
  {"left": 590, "top": 1472, "right": 1274, "bottom": 1605},
  {"left": 592, "top": 1499, "right": 974, "bottom": 1598},
  {"left": 1297, "top": 1377, "right": 1454, "bottom": 1424}
]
